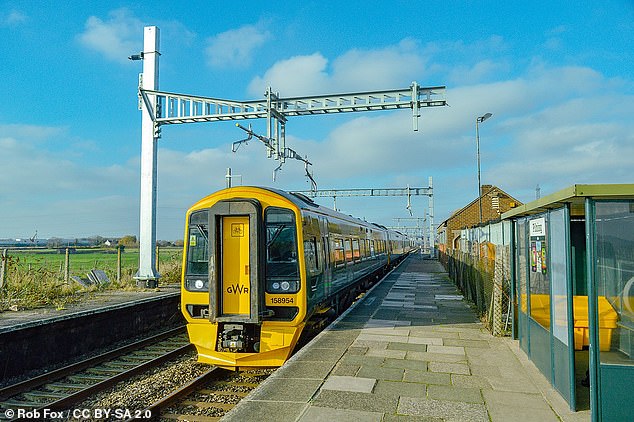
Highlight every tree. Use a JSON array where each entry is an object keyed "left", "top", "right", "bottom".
[{"left": 118, "top": 235, "right": 138, "bottom": 247}]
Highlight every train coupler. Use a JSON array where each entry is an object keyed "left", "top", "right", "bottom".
[{"left": 217, "top": 323, "right": 261, "bottom": 353}]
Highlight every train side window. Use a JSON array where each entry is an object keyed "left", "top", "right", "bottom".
[
  {"left": 332, "top": 238, "right": 345, "bottom": 267},
  {"left": 304, "top": 237, "right": 320, "bottom": 274},
  {"left": 370, "top": 240, "right": 375, "bottom": 257},
  {"left": 352, "top": 239, "right": 360, "bottom": 261},
  {"left": 359, "top": 239, "right": 366, "bottom": 259},
  {"left": 344, "top": 238, "right": 353, "bottom": 262}
]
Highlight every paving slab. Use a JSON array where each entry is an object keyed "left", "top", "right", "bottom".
[
  {"left": 397, "top": 397, "right": 489, "bottom": 422},
  {"left": 297, "top": 406, "right": 382, "bottom": 422},
  {"left": 223, "top": 255, "right": 590, "bottom": 422},
  {"left": 321, "top": 375, "right": 376, "bottom": 393}
]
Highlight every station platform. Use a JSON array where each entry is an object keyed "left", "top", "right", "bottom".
[
  {"left": 0, "top": 285, "right": 179, "bottom": 333},
  {"left": 223, "top": 255, "right": 590, "bottom": 422}
]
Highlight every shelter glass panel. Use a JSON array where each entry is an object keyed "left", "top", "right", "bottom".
[
  {"left": 516, "top": 218, "right": 529, "bottom": 352},
  {"left": 549, "top": 207, "right": 574, "bottom": 407},
  {"left": 550, "top": 207, "right": 569, "bottom": 345},
  {"left": 517, "top": 219, "right": 528, "bottom": 314},
  {"left": 594, "top": 201, "right": 634, "bottom": 365},
  {"left": 529, "top": 214, "right": 550, "bottom": 328}
]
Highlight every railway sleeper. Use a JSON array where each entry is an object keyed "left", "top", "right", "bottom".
[
  {"left": 103, "top": 360, "right": 145, "bottom": 369},
  {"left": 21, "top": 390, "right": 67, "bottom": 401},
  {"left": 143, "top": 346, "right": 180, "bottom": 355},
  {"left": 180, "top": 400, "right": 234, "bottom": 410},
  {"left": 120, "top": 353, "right": 154, "bottom": 361},
  {"left": 211, "top": 381, "right": 258, "bottom": 388},
  {"left": 66, "top": 373, "right": 110, "bottom": 383},
  {"left": 85, "top": 366, "right": 125, "bottom": 375},
  {"left": 198, "top": 389, "right": 249, "bottom": 397},
  {"left": 0, "top": 400, "right": 38, "bottom": 409},
  {"left": 44, "top": 382, "right": 87, "bottom": 392},
  {"left": 160, "top": 412, "right": 222, "bottom": 422}
]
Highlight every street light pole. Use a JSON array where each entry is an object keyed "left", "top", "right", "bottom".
[{"left": 476, "top": 112, "right": 492, "bottom": 223}]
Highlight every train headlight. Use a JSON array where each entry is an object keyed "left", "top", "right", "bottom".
[
  {"left": 266, "top": 278, "right": 299, "bottom": 293},
  {"left": 186, "top": 277, "right": 209, "bottom": 292}
]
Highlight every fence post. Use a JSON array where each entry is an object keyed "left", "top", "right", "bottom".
[
  {"left": 0, "top": 249, "right": 7, "bottom": 289},
  {"left": 64, "top": 248, "right": 70, "bottom": 283},
  {"left": 491, "top": 245, "right": 507, "bottom": 336},
  {"left": 117, "top": 246, "right": 122, "bottom": 283}
]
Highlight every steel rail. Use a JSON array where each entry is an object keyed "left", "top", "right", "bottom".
[
  {"left": 42, "top": 343, "right": 193, "bottom": 411},
  {"left": 0, "top": 325, "right": 185, "bottom": 401},
  {"left": 125, "top": 367, "right": 226, "bottom": 421}
]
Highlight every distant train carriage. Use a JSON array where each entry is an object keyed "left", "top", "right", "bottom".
[{"left": 181, "top": 186, "right": 413, "bottom": 370}]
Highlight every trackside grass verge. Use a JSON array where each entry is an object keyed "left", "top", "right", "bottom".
[{"left": 0, "top": 248, "right": 182, "bottom": 312}]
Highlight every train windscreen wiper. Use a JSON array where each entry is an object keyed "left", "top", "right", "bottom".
[
  {"left": 267, "top": 225, "right": 285, "bottom": 246},
  {"left": 196, "top": 224, "right": 208, "bottom": 241}
]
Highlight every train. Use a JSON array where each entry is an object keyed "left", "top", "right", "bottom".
[{"left": 180, "top": 186, "right": 415, "bottom": 370}]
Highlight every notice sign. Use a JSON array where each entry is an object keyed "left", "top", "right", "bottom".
[
  {"left": 529, "top": 217, "right": 546, "bottom": 238},
  {"left": 529, "top": 217, "right": 547, "bottom": 274}
]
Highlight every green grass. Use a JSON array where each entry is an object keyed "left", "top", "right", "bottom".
[{"left": 0, "top": 247, "right": 183, "bottom": 312}]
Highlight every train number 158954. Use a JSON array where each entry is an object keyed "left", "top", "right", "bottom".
[{"left": 270, "top": 297, "right": 294, "bottom": 304}]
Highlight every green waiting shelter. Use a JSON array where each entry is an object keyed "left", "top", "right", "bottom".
[{"left": 502, "top": 184, "right": 634, "bottom": 421}]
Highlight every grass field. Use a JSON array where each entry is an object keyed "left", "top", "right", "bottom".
[
  {"left": 0, "top": 247, "right": 183, "bottom": 312},
  {"left": 9, "top": 247, "right": 182, "bottom": 276}
]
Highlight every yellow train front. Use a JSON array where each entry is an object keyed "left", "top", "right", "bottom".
[{"left": 180, "top": 186, "right": 412, "bottom": 370}]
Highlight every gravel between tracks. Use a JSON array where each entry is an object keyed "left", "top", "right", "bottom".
[{"left": 71, "top": 351, "right": 207, "bottom": 421}]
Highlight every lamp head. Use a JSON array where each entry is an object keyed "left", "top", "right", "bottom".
[{"left": 477, "top": 112, "right": 492, "bottom": 123}]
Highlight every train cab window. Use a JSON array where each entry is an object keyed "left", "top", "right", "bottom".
[
  {"left": 186, "top": 211, "right": 209, "bottom": 275},
  {"left": 185, "top": 210, "right": 209, "bottom": 292},
  {"left": 304, "top": 237, "right": 320, "bottom": 274},
  {"left": 265, "top": 208, "right": 300, "bottom": 293}
]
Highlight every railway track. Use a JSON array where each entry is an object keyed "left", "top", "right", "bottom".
[
  {"left": 126, "top": 367, "right": 274, "bottom": 421},
  {"left": 0, "top": 326, "right": 190, "bottom": 420}
]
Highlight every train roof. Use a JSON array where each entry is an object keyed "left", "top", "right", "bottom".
[{"left": 224, "top": 186, "right": 391, "bottom": 232}]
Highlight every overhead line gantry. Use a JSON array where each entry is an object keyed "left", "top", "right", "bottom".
[
  {"left": 293, "top": 177, "right": 435, "bottom": 252},
  {"left": 133, "top": 26, "right": 447, "bottom": 284}
]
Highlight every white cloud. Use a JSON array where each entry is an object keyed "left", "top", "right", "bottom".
[
  {"left": 77, "top": 8, "right": 143, "bottom": 64},
  {"left": 0, "top": 125, "right": 138, "bottom": 238},
  {"left": 248, "top": 39, "right": 427, "bottom": 96},
  {"left": 1, "top": 9, "right": 27, "bottom": 26},
  {"left": 257, "top": 61, "right": 634, "bottom": 222},
  {"left": 205, "top": 22, "right": 272, "bottom": 68}
]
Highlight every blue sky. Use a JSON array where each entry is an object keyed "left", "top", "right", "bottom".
[{"left": 1, "top": 1, "right": 633, "bottom": 240}]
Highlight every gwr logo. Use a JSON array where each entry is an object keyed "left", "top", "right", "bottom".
[{"left": 226, "top": 283, "right": 249, "bottom": 294}]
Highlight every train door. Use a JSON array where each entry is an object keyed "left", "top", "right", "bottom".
[
  {"left": 221, "top": 216, "right": 250, "bottom": 315},
  {"left": 319, "top": 216, "right": 332, "bottom": 298},
  {"left": 208, "top": 200, "right": 263, "bottom": 324}
]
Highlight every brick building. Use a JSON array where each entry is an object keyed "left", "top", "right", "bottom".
[{"left": 437, "top": 185, "right": 521, "bottom": 252}]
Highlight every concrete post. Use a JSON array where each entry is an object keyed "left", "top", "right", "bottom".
[
  {"left": 0, "top": 249, "right": 7, "bottom": 289},
  {"left": 136, "top": 26, "right": 160, "bottom": 288},
  {"left": 64, "top": 248, "right": 70, "bottom": 283},
  {"left": 117, "top": 246, "right": 122, "bottom": 283}
]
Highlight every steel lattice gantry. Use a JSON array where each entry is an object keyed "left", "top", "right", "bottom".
[
  {"left": 134, "top": 26, "right": 446, "bottom": 283},
  {"left": 293, "top": 177, "right": 435, "bottom": 252}
]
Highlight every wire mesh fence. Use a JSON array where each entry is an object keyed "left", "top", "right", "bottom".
[{"left": 439, "top": 244, "right": 512, "bottom": 336}]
